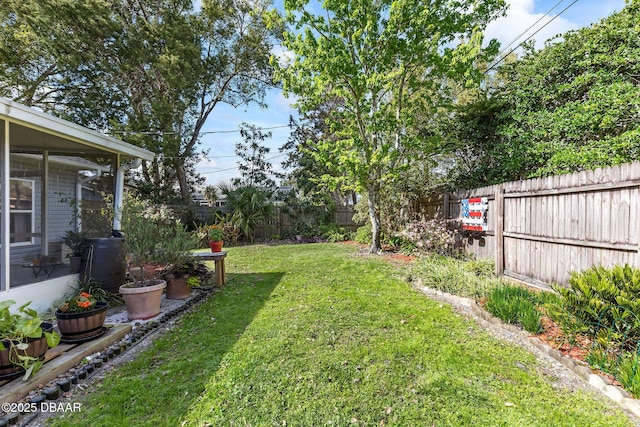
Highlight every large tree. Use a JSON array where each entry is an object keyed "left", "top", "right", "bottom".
[
  {"left": 444, "top": 1, "right": 640, "bottom": 188},
  {"left": 0, "top": 0, "right": 280, "bottom": 203},
  {"left": 276, "top": 0, "right": 506, "bottom": 252},
  {"left": 233, "top": 122, "right": 279, "bottom": 190}
]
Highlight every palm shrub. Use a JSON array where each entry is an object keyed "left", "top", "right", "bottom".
[
  {"left": 554, "top": 264, "right": 640, "bottom": 346},
  {"left": 218, "top": 183, "right": 274, "bottom": 242}
]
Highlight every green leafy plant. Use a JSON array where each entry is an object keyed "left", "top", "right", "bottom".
[
  {"left": 586, "top": 345, "right": 619, "bottom": 375},
  {"left": 354, "top": 225, "right": 372, "bottom": 245},
  {"left": 71, "top": 277, "right": 121, "bottom": 307},
  {"left": 218, "top": 183, "right": 274, "bottom": 242},
  {"left": 485, "top": 285, "right": 542, "bottom": 333},
  {"left": 554, "top": 264, "right": 640, "bottom": 344},
  {"left": 320, "top": 223, "right": 350, "bottom": 243},
  {"left": 465, "top": 258, "right": 495, "bottom": 277},
  {"left": 615, "top": 351, "right": 640, "bottom": 398},
  {"left": 542, "top": 292, "right": 588, "bottom": 349},
  {"left": 411, "top": 255, "right": 502, "bottom": 299},
  {"left": 122, "top": 195, "right": 197, "bottom": 286},
  {"left": 62, "top": 230, "right": 87, "bottom": 257},
  {"left": 187, "top": 276, "right": 201, "bottom": 288},
  {"left": 58, "top": 291, "right": 98, "bottom": 313},
  {"left": 208, "top": 225, "right": 223, "bottom": 241},
  {"left": 0, "top": 301, "right": 60, "bottom": 379}
]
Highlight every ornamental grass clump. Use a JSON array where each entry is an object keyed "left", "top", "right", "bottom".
[
  {"left": 411, "top": 255, "right": 501, "bottom": 299},
  {"left": 485, "top": 285, "right": 542, "bottom": 334}
]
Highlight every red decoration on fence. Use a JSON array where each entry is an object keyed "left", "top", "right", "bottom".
[{"left": 460, "top": 198, "right": 488, "bottom": 232}]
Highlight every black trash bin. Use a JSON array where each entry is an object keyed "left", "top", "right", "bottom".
[{"left": 80, "top": 237, "right": 126, "bottom": 293}]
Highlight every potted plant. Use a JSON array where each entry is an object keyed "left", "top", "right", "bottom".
[
  {"left": 119, "top": 197, "right": 208, "bottom": 319},
  {"left": 119, "top": 200, "right": 168, "bottom": 320},
  {"left": 208, "top": 225, "right": 223, "bottom": 253},
  {"left": 158, "top": 224, "right": 200, "bottom": 300},
  {"left": 163, "top": 261, "right": 195, "bottom": 300},
  {"left": 56, "top": 281, "right": 108, "bottom": 341},
  {"left": 0, "top": 301, "right": 60, "bottom": 380},
  {"left": 62, "top": 230, "right": 86, "bottom": 273}
]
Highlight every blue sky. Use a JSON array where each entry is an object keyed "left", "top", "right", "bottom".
[{"left": 195, "top": 0, "right": 627, "bottom": 188}]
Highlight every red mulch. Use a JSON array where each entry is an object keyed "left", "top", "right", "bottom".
[
  {"left": 535, "top": 316, "right": 591, "bottom": 360},
  {"left": 386, "top": 253, "right": 416, "bottom": 262}
]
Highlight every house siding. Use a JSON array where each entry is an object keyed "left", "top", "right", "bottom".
[{"left": 9, "top": 156, "right": 81, "bottom": 264}]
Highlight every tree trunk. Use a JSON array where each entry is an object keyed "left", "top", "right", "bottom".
[
  {"left": 176, "top": 163, "right": 190, "bottom": 201},
  {"left": 367, "top": 190, "right": 381, "bottom": 254}
]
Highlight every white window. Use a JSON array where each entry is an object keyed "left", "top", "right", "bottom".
[{"left": 8, "top": 179, "right": 34, "bottom": 245}]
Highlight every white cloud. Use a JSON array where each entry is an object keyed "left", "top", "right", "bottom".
[
  {"left": 485, "top": 0, "right": 574, "bottom": 53},
  {"left": 485, "top": 0, "right": 626, "bottom": 59},
  {"left": 271, "top": 45, "right": 295, "bottom": 68}
]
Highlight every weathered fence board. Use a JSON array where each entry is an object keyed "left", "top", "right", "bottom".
[
  {"left": 253, "top": 207, "right": 359, "bottom": 239},
  {"left": 417, "top": 161, "right": 640, "bottom": 286}
]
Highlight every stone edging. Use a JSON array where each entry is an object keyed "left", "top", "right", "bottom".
[{"left": 415, "top": 284, "right": 640, "bottom": 420}]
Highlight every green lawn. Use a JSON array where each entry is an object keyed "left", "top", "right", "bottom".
[{"left": 50, "top": 243, "right": 632, "bottom": 426}]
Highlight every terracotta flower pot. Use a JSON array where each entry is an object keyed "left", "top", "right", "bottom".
[
  {"left": 119, "top": 279, "right": 166, "bottom": 320},
  {"left": 209, "top": 240, "right": 223, "bottom": 253},
  {"left": 56, "top": 301, "right": 108, "bottom": 341},
  {"left": 165, "top": 275, "right": 191, "bottom": 300}
]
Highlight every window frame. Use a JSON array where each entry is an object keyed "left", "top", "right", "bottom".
[{"left": 8, "top": 178, "right": 35, "bottom": 247}]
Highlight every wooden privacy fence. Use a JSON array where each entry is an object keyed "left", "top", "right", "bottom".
[
  {"left": 418, "top": 162, "right": 640, "bottom": 286},
  {"left": 254, "top": 207, "right": 359, "bottom": 239}
]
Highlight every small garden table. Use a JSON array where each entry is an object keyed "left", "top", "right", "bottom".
[
  {"left": 192, "top": 251, "right": 227, "bottom": 287},
  {"left": 22, "top": 261, "right": 61, "bottom": 279}
]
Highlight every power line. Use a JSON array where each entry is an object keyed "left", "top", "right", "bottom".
[
  {"left": 202, "top": 125, "right": 289, "bottom": 135},
  {"left": 156, "top": 148, "right": 294, "bottom": 161},
  {"left": 486, "top": 0, "right": 581, "bottom": 72},
  {"left": 199, "top": 152, "right": 289, "bottom": 175},
  {"left": 493, "top": 0, "right": 567, "bottom": 61},
  {"left": 110, "top": 124, "right": 290, "bottom": 136}
]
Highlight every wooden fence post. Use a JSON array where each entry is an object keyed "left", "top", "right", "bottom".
[
  {"left": 443, "top": 192, "right": 450, "bottom": 220},
  {"left": 495, "top": 184, "right": 505, "bottom": 277}
]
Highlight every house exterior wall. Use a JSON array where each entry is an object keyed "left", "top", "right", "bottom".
[{"left": 9, "top": 156, "right": 78, "bottom": 264}]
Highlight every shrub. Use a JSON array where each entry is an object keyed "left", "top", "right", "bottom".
[
  {"left": 194, "top": 215, "right": 241, "bottom": 248},
  {"left": 411, "top": 255, "right": 502, "bottom": 299},
  {"left": 386, "top": 235, "right": 417, "bottom": 254},
  {"left": 465, "top": 258, "right": 495, "bottom": 277},
  {"left": 586, "top": 344, "right": 640, "bottom": 398},
  {"left": 354, "top": 225, "right": 372, "bottom": 245},
  {"left": 616, "top": 351, "right": 640, "bottom": 398},
  {"left": 554, "top": 264, "right": 640, "bottom": 344},
  {"left": 541, "top": 292, "right": 588, "bottom": 348},
  {"left": 485, "top": 285, "right": 542, "bottom": 333},
  {"left": 319, "top": 223, "right": 350, "bottom": 243},
  {"left": 399, "top": 219, "right": 460, "bottom": 257}
]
